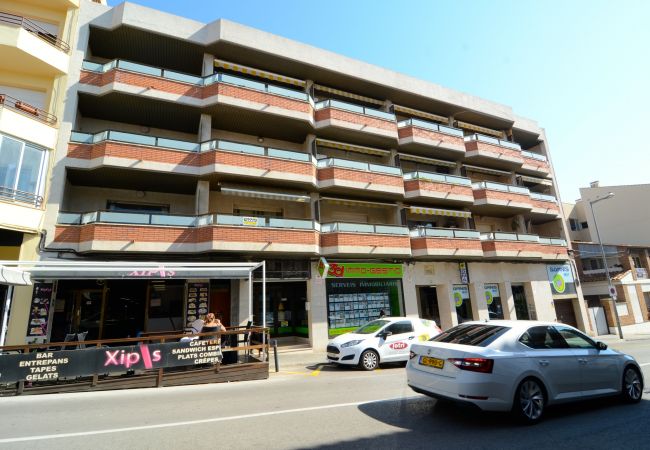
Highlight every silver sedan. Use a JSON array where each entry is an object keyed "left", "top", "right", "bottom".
[{"left": 406, "top": 320, "right": 644, "bottom": 424}]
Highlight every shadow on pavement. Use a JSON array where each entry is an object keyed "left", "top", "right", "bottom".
[{"left": 296, "top": 394, "right": 650, "bottom": 450}]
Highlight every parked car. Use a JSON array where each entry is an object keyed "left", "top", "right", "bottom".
[
  {"left": 406, "top": 320, "right": 644, "bottom": 424},
  {"left": 327, "top": 317, "right": 442, "bottom": 370}
]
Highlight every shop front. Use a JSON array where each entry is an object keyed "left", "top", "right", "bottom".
[
  {"left": 322, "top": 261, "right": 405, "bottom": 337},
  {"left": 548, "top": 263, "right": 579, "bottom": 328}
]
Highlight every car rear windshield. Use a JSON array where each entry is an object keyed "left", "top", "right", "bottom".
[{"left": 430, "top": 324, "right": 510, "bottom": 347}]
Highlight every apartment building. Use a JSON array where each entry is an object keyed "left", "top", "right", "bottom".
[
  {"left": 3, "top": 1, "right": 589, "bottom": 348},
  {"left": 0, "top": 0, "right": 81, "bottom": 345},
  {"left": 565, "top": 183, "right": 650, "bottom": 335}
]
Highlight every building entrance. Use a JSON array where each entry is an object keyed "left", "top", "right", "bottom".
[
  {"left": 253, "top": 281, "right": 308, "bottom": 339},
  {"left": 417, "top": 286, "right": 440, "bottom": 325},
  {"left": 512, "top": 285, "right": 530, "bottom": 320},
  {"left": 554, "top": 299, "right": 578, "bottom": 328}
]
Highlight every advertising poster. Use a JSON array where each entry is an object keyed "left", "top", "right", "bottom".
[
  {"left": 26, "top": 282, "right": 55, "bottom": 344},
  {"left": 452, "top": 285, "right": 470, "bottom": 307},
  {"left": 484, "top": 284, "right": 500, "bottom": 305},
  {"left": 185, "top": 282, "right": 209, "bottom": 327},
  {"left": 547, "top": 264, "right": 576, "bottom": 296}
]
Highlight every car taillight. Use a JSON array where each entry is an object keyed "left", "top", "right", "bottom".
[
  {"left": 448, "top": 358, "right": 494, "bottom": 373},
  {"left": 409, "top": 351, "right": 416, "bottom": 359}
]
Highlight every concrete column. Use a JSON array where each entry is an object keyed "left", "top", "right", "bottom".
[
  {"left": 308, "top": 263, "right": 328, "bottom": 349},
  {"left": 436, "top": 284, "right": 458, "bottom": 330},
  {"left": 453, "top": 162, "right": 463, "bottom": 176},
  {"left": 382, "top": 99, "right": 393, "bottom": 113},
  {"left": 394, "top": 202, "right": 404, "bottom": 226},
  {"left": 499, "top": 281, "right": 516, "bottom": 320},
  {"left": 304, "top": 79, "right": 314, "bottom": 95},
  {"left": 469, "top": 282, "right": 489, "bottom": 321},
  {"left": 402, "top": 265, "right": 418, "bottom": 317},
  {"left": 202, "top": 53, "right": 215, "bottom": 77},
  {"left": 198, "top": 114, "right": 212, "bottom": 142},
  {"left": 389, "top": 149, "right": 398, "bottom": 166},
  {"left": 235, "top": 279, "right": 250, "bottom": 326},
  {"left": 195, "top": 180, "right": 210, "bottom": 215},
  {"left": 304, "top": 134, "right": 316, "bottom": 155},
  {"left": 310, "top": 193, "right": 319, "bottom": 221},
  {"left": 515, "top": 215, "right": 527, "bottom": 233}
]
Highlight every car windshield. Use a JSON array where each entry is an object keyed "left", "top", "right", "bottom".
[
  {"left": 354, "top": 320, "right": 390, "bottom": 334},
  {"left": 430, "top": 324, "right": 510, "bottom": 347}
]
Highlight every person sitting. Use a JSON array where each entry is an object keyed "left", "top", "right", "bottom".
[{"left": 201, "top": 313, "right": 226, "bottom": 341}]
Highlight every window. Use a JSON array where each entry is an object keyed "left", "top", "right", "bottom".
[
  {"left": 106, "top": 201, "right": 169, "bottom": 214},
  {"left": 554, "top": 326, "right": 596, "bottom": 349},
  {"left": 385, "top": 321, "right": 413, "bottom": 335},
  {"left": 632, "top": 256, "right": 642, "bottom": 268},
  {"left": 519, "top": 326, "right": 567, "bottom": 349},
  {"left": 431, "top": 324, "right": 510, "bottom": 347},
  {"left": 569, "top": 219, "right": 578, "bottom": 231},
  {"left": 580, "top": 221, "right": 589, "bottom": 229},
  {"left": 0, "top": 134, "right": 47, "bottom": 199}
]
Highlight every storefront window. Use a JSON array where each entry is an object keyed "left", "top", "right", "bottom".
[
  {"left": 453, "top": 284, "right": 473, "bottom": 323},
  {"left": 485, "top": 283, "right": 504, "bottom": 320},
  {"left": 326, "top": 279, "right": 404, "bottom": 337},
  {"left": 148, "top": 280, "right": 184, "bottom": 332},
  {"left": 253, "top": 281, "right": 308, "bottom": 338}
]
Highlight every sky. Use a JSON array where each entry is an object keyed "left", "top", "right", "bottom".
[{"left": 107, "top": 0, "right": 650, "bottom": 203}]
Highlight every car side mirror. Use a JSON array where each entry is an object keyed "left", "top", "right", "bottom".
[
  {"left": 379, "top": 331, "right": 392, "bottom": 339},
  {"left": 597, "top": 341, "right": 607, "bottom": 351}
]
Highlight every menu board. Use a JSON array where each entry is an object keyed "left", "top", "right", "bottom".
[
  {"left": 26, "top": 282, "right": 55, "bottom": 343},
  {"left": 185, "top": 282, "right": 209, "bottom": 327}
]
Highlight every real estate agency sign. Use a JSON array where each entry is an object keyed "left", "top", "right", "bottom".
[
  {"left": 547, "top": 264, "right": 576, "bottom": 296},
  {"left": 323, "top": 262, "right": 403, "bottom": 279}
]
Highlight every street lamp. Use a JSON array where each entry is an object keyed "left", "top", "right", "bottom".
[{"left": 587, "top": 192, "right": 623, "bottom": 338}]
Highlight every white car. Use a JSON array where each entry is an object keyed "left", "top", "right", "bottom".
[
  {"left": 407, "top": 320, "right": 644, "bottom": 423},
  {"left": 327, "top": 317, "right": 442, "bottom": 370}
]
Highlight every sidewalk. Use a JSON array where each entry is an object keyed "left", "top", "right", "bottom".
[
  {"left": 268, "top": 348, "right": 329, "bottom": 373},
  {"left": 595, "top": 321, "right": 650, "bottom": 343}
]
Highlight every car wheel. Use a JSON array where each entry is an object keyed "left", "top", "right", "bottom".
[
  {"left": 513, "top": 378, "right": 545, "bottom": 424},
  {"left": 359, "top": 350, "right": 379, "bottom": 371},
  {"left": 622, "top": 366, "right": 643, "bottom": 403}
]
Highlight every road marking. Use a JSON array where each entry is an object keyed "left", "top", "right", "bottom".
[
  {"left": 640, "top": 362, "right": 650, "bottom": 367},
  {"left": 310, "top": 367, "right": 321, "bottom": 376},
  {"left": 0, "top": 396, "right": 420, "bottom": 444}
]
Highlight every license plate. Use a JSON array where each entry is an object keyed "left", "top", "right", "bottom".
[{"left": 420, "top": 356, "right": 444, "bottom": 369}]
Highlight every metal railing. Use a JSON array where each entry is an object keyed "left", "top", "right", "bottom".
[
  {"left": 530, "top": 192, "right": 558, "bottom": 203},
  {"left": 317, "top": 157, "right": 401, "bottom": 175},
  {"left": 0, "top": 186, "right": 43, "bottom": 208},
  {"left": 538, "top": 237, "right": 568, "bottom": 246},
  {"left": 70, "top": 130, "right": 313, "bottom": 163},
  {"left": 480, "top": 232, "right": 540, "bottom": 242},
  {"left": 81, "top": 59, "right": 309, "bottom": 101},
  {"left": 472, "top": 181, "right": 530, "bottom": 195},
  {"left": 0, "top": 11, "right": 70, "bottom": 53},
  {"left": 521, "top": 150, "right": 547, "bottom": 162},
  {"left": 403, "top": 171, "right": 471, "bottom": 186},
  {"left": 0, "top": 93, "right": 57, "bottom": 124},
  {"left": 315, "top": 99, "right": 396, "bottom": 121},
  {"left": 397, "top": 118, "right": 463, "bottom": 137},
  {"left": 410, "top": 227, "right": 480, "bottom": 239},
  {"left": 464, "top": 133, "right": 521, "bottom": 151},
  {"left": 321, "top": 222, "right": 409, "bottom": 235}
]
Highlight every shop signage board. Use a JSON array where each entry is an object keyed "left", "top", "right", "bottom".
[
  {"left": 484, "top": 284, "right": 500, "bottom": 305},
  {"left": 242, "top": 216, "right": 260, "bottom": 226},
  {"left": 546, "top": 264, "right": 576, "bottom": 296},
  {"left": 324, "top": 263, "right": 403, "bottom": 279},
  {"left": 185, "top": 281, "right": 209, "bottom": 327},
  {"left": 458, "top": 262, "right": 470, "bottom": 284},
  {"left": 26, "top": 282, "right": 55, "bottom": 344},
  {"left": 452, "top": 284, "right": 470, "bottom": 307},
  {"left": 317, "top": 257, "right": 330, "bottom": 278},
  {"left": 0, "top": 340, "right": 222, "bottom": 384}
]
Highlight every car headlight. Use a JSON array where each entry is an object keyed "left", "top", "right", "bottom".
[{"left": 341, "top": 339, "right": 364, "bottom": 348}]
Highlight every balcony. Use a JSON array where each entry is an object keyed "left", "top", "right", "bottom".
[
  {"left": 317, "top": 158, "right": 404, "bottom": 196},
  {"left": 68, "top": 130, "right": 316, "bottom": 186},
  {"left": 520, "top": 150, "right": 551, "bottom": 176},
  {"left": 314, "top": 99, "right": 398, "bottom": 147},
  {"left": 0, "top": 95, "right": 57, "bottom": 149},
  {"left": 410, "top": 227, "right": 483, "bottom": 258},
  {"left": 464, "top": 134, "right": 524, "bottom": 169},
  {"left": 538, "top": 237, "right": 570, "bottom": 260},
  {"left": 529, "top": 192, "right": 560, "bottom": 218},
  {"left": 471, "top": 181, "right": 532, "bottom": 215},
  {"left": 320, "top": 222, "right": 411, "bottom": 257},
  {"left": 0, "top": 12, "right": 69, "bottom": 75},
  {"left": 397, "top": 119, "right": 465, "bottom": 159},
  {"left": 53, "top": 212, "right": 320, "bottom": 254},
  {"left": 480, "top": 232, "right": 544, "bottom": 259},
  {"left": 0, "top": 187, "right": 44, "bottom": 233},
  {"left": 79, "top": 60, "right": 313, "bottom": 133},
  {"left": 403, "top": 172, "right": 473, "bottom": 205}
]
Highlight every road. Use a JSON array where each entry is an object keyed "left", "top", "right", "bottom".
[{"left": 0, "top": 339, "right": 649, "bottom": 450}]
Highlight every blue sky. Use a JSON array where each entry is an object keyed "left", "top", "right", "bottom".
[{"left": 107, "top": 0, "right": 650, "bottom": 203}]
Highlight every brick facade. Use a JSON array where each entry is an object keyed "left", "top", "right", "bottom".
[
  {"left": 473, "top": 188, "right": 532, "bottom": 206},
  {"left": 410, "top": 237, "right": 482, "bottom": 252},
  {"left": 530, "top": 199, "right": 560, "bottom": 214},
  {"left": 318, "top": 167, "right": 403, "bottom": 187},
  {"left": 321, "top": 232, "right": 411, "bottom": 250},
  {"left": 521, "top": 155, "right": 550, "bottom": 173},
  {"left": 404, "top": 179, "right": 473, "bottom": 197},
  {"left": 398, "top": 126, "right": 464, "bottom": 148},
  {"left": 314, "top": 108, "right": 397, "bottom": 132},
  {"left": 465, "top": 140, "right": 524, "bottom": 162}
]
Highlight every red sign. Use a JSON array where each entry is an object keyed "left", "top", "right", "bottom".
[{"left": 389, "top": 341, "right": 408, "bottom": 350}]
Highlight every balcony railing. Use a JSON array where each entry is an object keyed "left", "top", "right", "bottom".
[
  {"left": 0, "top": 93, "right": 57, "bottom": 124},
  {"left": 410, "top": 227, "right": 480, "bottom": 239},
  {"left": 315, "top": 99, "right": 395, "bottom": 121},
  {"left": 404, "top": 171, "right": 472, "bottom": 186},
  {"left": 58, "top": 211, "right": 318, "bottom": 230},
  {"left": 521, "top": 150, "right": 547, "bottom": 162},
  {"left": 480, "top": 232, "right": 540, "bottom": 242},
  {"left": 317, "top": 157, "right": 401, "bottom": 175},
  {"left": 472, "top": 181, "right": 530, "bottom": 195},
  {"left": 0, "top": 186, "right": 43, "bottom": 208},
  {"left": 81, "top": 59, "right": 309, "bottom": 101},
  {"left": 397, "top": 118, "right": 463, "bottom": 137},
  {"left": 464, "top": 133, "right": 521, "bottom": 151},
  {"left": 530, "top": 192, "right": 558, "bottom": 203},
  {"left": 538, "top": 237, "right": 568, "bottom": 246},
  {"left": 70, "top": 130, "right": 313, "bottom": 163},
  {"left": 321, "top": 222, "right": 409, "bottom": 235},
  {"left": 0, "top": 11, "right": 70, "bottom": 53}
]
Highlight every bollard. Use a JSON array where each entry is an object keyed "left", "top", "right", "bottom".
[{"left": 272, "top": 339, "right": 279, "bottom": 372}]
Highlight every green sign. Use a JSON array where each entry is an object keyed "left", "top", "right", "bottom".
[
  {"left": 325, "top": 263, "right": 403, "bottom": 279},
  {"left": 484, "top": 284, "right": 500, "bottom": 305},
  {"left": 452, "top": 285, "right": 469, "bottom": 307},
  {"left": 547, "top": 264, "right": 576, "bottom": 296}
]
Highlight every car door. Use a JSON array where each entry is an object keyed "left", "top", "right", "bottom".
[
  {"left": 553, "top": 325, "right": 620, "bottom": 396},
  {"left": 518, "top": 326, "right": 582, "bottom": 401},
  {"left": 379, "top": 320, "right": 416, "bottom": 362}
]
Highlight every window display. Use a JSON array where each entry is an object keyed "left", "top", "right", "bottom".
[{"left": 485, "top": 283, "right": 503, "bottom": 319}]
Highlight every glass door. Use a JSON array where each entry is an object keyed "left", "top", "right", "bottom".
[
  {"left": 73, "top": 289, "right": 104, "bottom": 341},
  {"left": 512, "top": 285, "right": 529, "bottom": 320}
]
